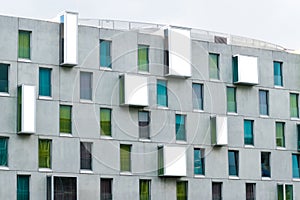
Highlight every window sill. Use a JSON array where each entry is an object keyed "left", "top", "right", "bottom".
[
  {"left": 176, "top": 140, "right": 187, "bottom": 144},
  {"left": 244, "top": 145, "right": 255, "bottom": 148},
  {"left": 60, "top": 133, "right": 73, "bottom": 137},
  {"left": 227, "top": 112, "right": 238, "bottom": 115},
  {"left": 39, "top": 168, "right": 52, "bottom": 172},
  {"left": 262, "top": 177, "right": 271, "bottom": 181},
  {"left": 80, "top": 170, "right": 93, "bottom": 174},
  {"left": 276, "top": 147, "right": 286, "bottom": 150},
  {"left": 139, "top": 138, "right": 151, "bottom": 142},
  {"left": 0, "top": 92, "right": 9, "bottom": 97},
  {"left": 138, "top": 71, "right": 150, "bottom": 75},
  {"left": 39, "top": 96, "right": 53, "bottom": 100},
  {"left": 193, "top": 109, "right": 204, "bottom": 113},
  {"left": 274, "top": 85, "right": 284, "bottom": 89},
  {"left": 209, "top": 79, "right": 221, "bottom": 82},
  {"left": 194, "top": 175, "right": 205, "bottom": 178},
  {"left": 292, "top": 178, "right": 300, "bottom": 182},
  {"left": 291, "top": 118, "right": 300, "bottom": 121},
  {"left": 259, "top": 115, "right": 269, "bottom": 118},
  {"left": 100, "top": 67, "right": 112, "bottom": 71},
  {"left": 0, "top": 166, "right": 9, "bottom": 170},
  {"left": 229, "top": 176, "right": 240, "bottom": 180},
  {"left": 80, "top": 99, "right": 93, "bottom": 104},
  {"left": 157, "top": 106, "right": 169, "bottom": 110},
  {"left": 18, "top": 58, "right": 32, "bottom": 63},
  {"left": 120, "top": 171, "right": 132, "bottom": 176},
  {"left": 100, "top": 135, "right": 113, "bottom": 140}
]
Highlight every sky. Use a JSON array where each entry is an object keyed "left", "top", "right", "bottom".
[{"left": 1, "top": 0, "right": 300, "bottom": 50}]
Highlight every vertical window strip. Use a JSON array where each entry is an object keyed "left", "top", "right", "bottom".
[
  {"left": 0, "top": 137, "right": 8, "bottom": 166},
  {"left": 138, "top": 45, "right": 149, "bottom": 72},
  {"left": 259, "top": 90, "right": 268, "bottom": 115},
  {"left": 290, "top": 93, "right": 299, "bottom": 118},
  {"left": 17, "top": 175, "right": 30, "bottom": 200},
  {"left": 39, "top": 139, "right": 51, "bottom": 168},
  {"left": 0, "top": 64, "right": 9, "bottom": 93},
  {"left": 18, "top": 31, "right": 30, "bottom": 59},
  {"left": 227, "top": 87, "right": 236, "bottom": 113},
  {"left": 228, "top": 151, "right": 238, "bottom": 176},
  {"left": 286, "top": 185, "right": 293, "bottom": 200},
  {"left": 101, "top": 179, "right": 112, "bottom": 200},
  {"left": 60, "top": 105, "right": 72, "bottom": 134},
  {"left": 139, "top": 111, "right": 150, "bottom": 139},
  {"left": 80, "top": 72, "right": 92, "bottom": 100},
  {"left": 177, "top": 181, "right": 188, "bottom": 200},
  {"left": 157, "top": 80, "right": 168, "bottom": 107},
  {"left": 292, "top": 154, "right": 300, "bottom": 178},
  {"left": 212, "top": 182, "right": 222, "bottom": 200},
  {"left": 276, "top": 122, "right": 285, "bottom": 147},
  {"left": 274, "top": 61, "right": 283, "bottom": 86},
  {"left": 194, "top": 148, "right": 204, "bottom": 175},
  {"left": 246, "top": 183, "right": 256, "bottom": 200},
  {"left": 244, "top": 120, "right": 254, "bottom": 145},
  {"left": 261, "top": 152, "right": 271, "bottom": 177},
  {"left": 140, "top": 180, "right": 151, "bottom": 200},
  {"left": 120, "top": 144, "right": 131, "bottom": 172},
  {"left": 176, "top": 114, "right": 186, "bottom": 141},
  {"left": 192, "top": 83, "right": 203, "bottom": 110},
  {"left": 39, "top": 68, "right": 51, "bottom": 97},
  {"left": 100, "top": 40, "right": 112, "bottom": 68},
  {"left": 209, "top": 53, "right": 219, "bottom": 79},
  {"left": 100, "top": 108, "right": 111, "bottom": 136}
]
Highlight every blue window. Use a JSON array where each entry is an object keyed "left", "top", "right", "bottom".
[
  {"left": 17, "top": 175, "right": 30, "bottom": 200},
  {"left": 261, "top": 152, "right": 271, "bottom": 177},
  {"left": 0, "top": 137, "right": 8, "bottom": 166},
  {"left": 80, "top": 72, "right": 92, "bottom": 100},
  {"left": 100, "top": 40, "right": 112, "bottom": 68},
  {"left": 259, "top": 90, "right": 268, "bottom": 115},
  {"left": 176, "top": 114, "right": 186, "bottom": 141},
  {"left": 192, "top": 83, "right": 203, "bottom": 110},
  {"left": 39, "top": 68, "right": 51, "bottom": 97},
  {"left": 194, "top": 148, "right": 205, "bottom": 175},
  {"left": 0, "top": 64, "right": 9, "bottom": 93},
  {"left": 274, "top": 61, "right": 283, "bottom": 86},
  {"left": 228, "top": 150, "right": 239, "bottom": 176},
  {"left": 244, "top": 120, "right": 254, "bottom": 145},
  {"left": 292, "top": 154, "right": 300, "bottom": 179},
  {"left": 157, "top": 80, "right": 168, "bottom": 107}
]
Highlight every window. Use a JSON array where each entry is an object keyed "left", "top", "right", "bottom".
[
  {"left": 0, "top": 64, "right": 9, "bottom": 93},
  {"left": 274, "top": 61, "right": 283, "bottom": 86},
  {"left": 259, "top": 90, "right": 269, "bottom": 115},
  {"left": 290, "top": 93, "right": 299, "bottom": 118},
  {"left": 17, "top": 175, "right": 30, "bottom": 200},
  {"left": 138, "top": 45, "right": 149, "bottom": 72},
  {"left": 120, "top": 144, "right": 131, "bottom": 172},
  {"left": 18, "top": 30, "right": 31, "bottom": 59},
  {"left": 227, "top": 87, "right": 236, "bottom": 113},
  {"left": 139, "top": 111, "right": 150, "bottom": 139},
  {"left": 194, "top": 148, "right": 205, "bottom": 175},
  {"left": 0, "top": 137, "right": 8, "bottom": 167},
  {"left": 278, "top": 184, "right": 293, "bottom": 200},
  {"left": 244, "top": 120, "right": 254, "bottom": 145},
  {"left": 140, "top": 180, "right": 151, "bottom": 200},
  {"left": 80, "top": 72, "right": 92, "bottom": 100},
  {"left": 228, "top": 150, "right": 239, "bottom": 176},
  {"left": 60, "top": 105, "right": 72, "bottom": 134},
  {"left": 157, "top": 80, "right": 168, "bottom": 107},
  {"left": 176, "top": 114, "right": 186, "bottom": 141},
  {"left": 101, "top": 178, "right": 112, "bottom": 200},
  {"left": 212, "top": 182, "right": 222, "bottom": 200},
  {"left": 100, "top": 108, "right": 111, "bottom": 137},
  {"left": 276, "top": 122, "right": 285, "bottom": 148},
  {"left": 261, "top": 152, "right": 271, "bottom": 178},
  {"left": 54, "top": 177, "right": 76, "bottom": 200},
  {"left": 80, "top": 142, "right": 92, "bottom": 170},
  {"left": 192, "top": 83, "right": 203, "bottom": 110},
  {"left": 39, "top": 68, "right": 51, "bottom": 97},
  {"left": 246, "top": 183, "right": 256, "bottom": 200},
  {"left": 177, "top": 181, "right": 188, "bottom": 200},
  {"left": 100, "top": 40, "right": 112, "bottom": 68},
  {"left": 209, "top": 53, "right": 219, "bottom": 79},
  {"left": 39, "top": 139, "right": 51, "bottom": 169},
  {"left": 292, "top": 154, "right": 300, "bottom": 179},
  {"left": 298, "top": 125, "right": 300, "bottom": 151}
]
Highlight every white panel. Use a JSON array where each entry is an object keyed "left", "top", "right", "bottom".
[
  {"left": 211, "top": 116, "right": 228, "bottom": 146},
  {"left": 21, "top": 85, "right": 36, "bottom": 134},
  {"left": 167, "top": 27, "right": 191, "bottom": 77},
  {"left": 235, "top": 55, "right": 258, "bottom": 85},
  {"left": 163, "top": 146, "right": 187, "bottom": 176},
  {"left": 63, "top": 12, "right": 78, "bottom": 66}
]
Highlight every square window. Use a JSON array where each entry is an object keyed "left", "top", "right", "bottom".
[
  {"left": 227, "top": 87, "right": 236, "bottom": 113},
  {"left": 176, "top": 114, "right": 186, "bottom": 141},
  {"left": 192, "top": 83, "right": 203, "bottom": 110},
  {"left": 100, "top": 40, "right": 112, "bottom": 68},
  {"left": 17, "top": 175, "right": 30, "bottom": 200},
  {"left": 244, "top": 120, "right": 254, "bottom": 145},
  {"left": 120, "top": 144, "right": 131, "bottom": 172},
  {"left": 261, "top": 152, "right": 271, "bottom": 178},
  {"left": 209, "top": 53, "right": 219, "bottom": 79},
  {"left": 39, "top": 139, "right": 51, "bottom": 169},
  {"left": 80, "top": 72, "right": 92, "bottom": 100},
  {"left": 194, "top": 148, "right": 205, "bottom": 175},
  {"left": 60, "top": 105, "right": 72, "bottom": 134},
  {"left": 138, "top": 45, "right": 149, "bottom": 72},
  {"left": 54, "top": 177, "right": 77, "bottom": 200},
  {"left": 228, "top": 150, "right": 239, "bottom": 176},
  {"left": 100, "top": 108, "right": 112, "bottom": 137},
  {"left": 0, "top": 64, "right": 9, "bottom": 93},
  {"left": 80, "top": 142, "right": 92, "bottom": 170},
  {"left": 140, "top": 179, "right": 151, "bottom": 200},
  {"left": 39, "top": 68, "right": 51, "bottom": 97},
  {"left": 18, "top": 30, "right": 31, "bottom": 59},
  {"left": 139, "top": 111, "right": 150, "bottom": 139},
  {"left": 274, "top": 61, "right": 283, "bottom": 86},
  {"left": 259, "top": 90, "right": 269, "bottom": 116},
  {"left": 157, "top": 80, "right": 168, "bottom": 107}
]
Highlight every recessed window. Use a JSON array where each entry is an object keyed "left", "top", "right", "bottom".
[
  {"left": 290, "top": 93, "right": 299, "bottom": 118},
  {"left": 292, "top": 154, "right": 300, "bottom": 179},
  {"left": 276, "top": 122, "right": 285, "bottom": 148},
  {"left": 140, "top": 180, "right": 151, "bottom": 200},
  {"left": 60, "top": 105, "right": 72, "bottom": 134},
  {"left": 274, "top": 61, "right": 283, "bottom": 86},
  {"left": 80, "top": 142, "right": 92, "bottom": 170},
  {"left": 39, "top": 68, "right": 51, "bottom": 97},
  {"left": 0, "top": 137, "right": 8, "bottom": 167},
  {"left": 176, "top": 181, "right": 188, "bottom": 200},
  {"left": 259, "top": 90, "right": 269, "bottom": 116},
  {"left": 212, "top": 182, "right": 222, "bottom": 200},
  {"left": 244, "top": 120, "right": 254, "bottom": 145},
  {"left": 261, "top": 152, "right": 271, "bottom": 178},
  {"left": 209, "top": 53, "right": 219, "bottom": 79},
  {"left": 101, "top": 178, "right": 113, "bottom": 200},
  {"left": 120, "top": 144, "right": 131, "bottom": 172},
  {"left": 157, "top": 80, "right": 168, "bottom": 107},
  {"left": 18, "top": 30, "right": 31, "bottom": 59},
  {"left": 227, "top": 87, "right": 236, "bottom": 113},
  {"left": 176, "top": 114, "right": 186, "bottom": 141},
  {"left": 246, "top": 183, "right": 256, "bottom": 200},
  {"left": 194, "top": 148, "right": 205, "bottom": 175},
  {"left": 100, "top": 108, "right": 112, "bottom": 137},
  {"left": 80, "top": 72, "right": 92, "bottom": 100},
  {"left": 0, "top": 64, "right": 9, "bottom": 93},
  {"left": 39, "top": 139, "right": 51, "bottom": 169},
  {"left": 100, "top": 40, "right": 112, "bottom": 68},
  {"left": 138, "top": 45, "right": 149, "bottom": 72},
  {"left": 17, "top": 175, "right": 30, "bottom": 200},
  {"left": 192, "top": 83, "right": 203, "bottom": 110},
  {"left": 139, "top": 111, "right": 150, "bottom": 139},
  {"left": 53, "top": 177, "right": 77, "bottom": 200},
  {"left": 228, "top": 150, "right": 239, "bottom": 176}
]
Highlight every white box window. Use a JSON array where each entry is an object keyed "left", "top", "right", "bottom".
[
  {"left": 233, "top": 55, "right": 258, "bottom": 85},
  {"left": 211, "top": 116, "right": 228, "bottom": 146}
]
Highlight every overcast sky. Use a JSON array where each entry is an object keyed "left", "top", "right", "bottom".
[{"left": 1, "top": 0, "right": 300, "bottom": 50}]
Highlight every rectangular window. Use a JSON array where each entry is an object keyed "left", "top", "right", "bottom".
[
  {"left": 298, "top": 125, "right": 300, "bottom": 151},
  {"left": 227, "top": 87, "right": 236, "bottom": 113},
  {"left": 274, "top": 61, "right": 283, "bottom": 86},
  {"left": 246, "top": 183, "right": 256, "bottom": 200},
  {"left": 39, "top": 68, "right": 51, "bottom": 97},
  {"left": 80, "top": 72, "right": 92, "bottom": 100},
  {"left": 138, "top": 45, "right": 149, "bottom": 72},
  {"left": 244, "top": 120, "right": 254, "bottom": 145},
  {"left": 0, "top": 137, "right": 8, "bottom": 167},
  {"left": 176, "top": 114, "right": 186, "bottom": 141},
  {"left": 228, "top": 150, "right": 239, "bottom": 176},
  {"left": 60, "top": 105, "right": 72, "bottom": 134},
  {"left": 286, "top": 185, "right": 293, "bottom": 200},
  {"left": 0, "top": 63, "right": 9, "bottom": 93},
  {"left": 276, "top": 122, "right": 285, "bottom": 147},
  {"left": 17, "top": 175, "right": 30, "bottom": 200},
  {"left": 139, "top": 111, "right": 150, "bottom": 139},
  {"left": 100, "top": 108, "right": 112, "bottom": 137},
  {"left": 54, "top": 177, "right": 76, "bottom": 200},
  {"left": 157, "top": 80, "right": 168, "bottom": 107},
  {"left": 212, "top": 182, "right": 222, "bottom": 200},
  {"left": 80, "top": 142, "right": 92, "bottom": 170},
  {"left": 120, "top": 144, "right": 131, "bottom": 172},
  {"left": 259, "top": 90, "right": 269, "bottom": 116},
  {"left": 100, "top": 40, "right": 112, "bottom": 68},
  {"left": 192, "top": 83, "right": 203, "bottom": 110},
  {"left": 101, "top": 178, "right": 112, "bottom": 200},
  {"left": 18, "top": 30, "right": 31, "bottom": 59},
  {"left": 292, "top": 154, "right": 300, "bottom": 179},
  {"left": 177, "top": 181, "right": 188, "bottom": 200},
  {"left": 140, "top": 180, "right": 151, "bottom": 200},
  {"left": 39, "top": 139, "right": 51, "bottom": 169},
  {"left": 278, "top": 184, "right": 293, "bottom": 200},
  {"left": 290, "top": 93, "right": 299, "bottom": 118},
  {"left": 194, "top": 148, "right": 205, "bottom": 175},
  {"left": 261, "top": 152, "right": 271, "bottom": 178},
  {"left": 209, "top": 53, "right": 219, "bottom": 79}
]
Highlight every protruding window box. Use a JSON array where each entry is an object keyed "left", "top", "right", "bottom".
[
  {"left": 164, "top": 27, "right": 191, "bottom": 78},
  {"left": 158, "top": 145, "right": 187, "bottom": 177},
  {"left": 233, "top": 55, "right": 258, "bottom": 85},
  {"left": 211, "top": 116, "right": 228, "bottom": 146},
  {"left": 59, "top": 11, "right": 78, "bottom": 67},
  {"left": 119, "top": 74, "right": 148, "bottom": 107},
  {"left": 17, "top": 85, "right": 36, "bottom": 134}
]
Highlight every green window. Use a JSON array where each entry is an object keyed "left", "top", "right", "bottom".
[
  {"left": 209, "top": 53, "right": 219, "bottom": 79},
  {"left": 138, "top": 45, "right": 149, "bottom": 72},
  {"left": 194, "top": 148, "right": 205, "bottom": 175},
  {"left": 244, "top": 120, "right": 254, "bottom": 145},
  {"left": 39, "top": 68, "right": 51, "bottom": 97},
  {"left": 60, "top": 105, "right": 72, "bottom": 134},
  {"left": 177, "top": 181, "right": 188, "bottom": 200},
  {"left": 276, "top": 122, "right": 285, "bottom": 147},
  {"left": 0, "top": 137, "right": 8, "bottom": 166},
  {"left": 39, "top": 139, "right": 51, "bottom": 169},
  {"left": 274, "top": 61, "right": 283, "bottom": 86},
  {"left": 228, "top": 150, "right": 239, "bottom": 176},
  {"left": 120, "top": 144, "right": 131, "bottom": 172},
  {"left": 292, "top": 154, "right": 300, "bottom": 178},
  {"left": 157, "top": 80, "right": 168, "bottom": 107},
  {"left": 278, "top": 184, "right": 293, "bottom": 200},
  {"left": 0, "top": 64, "right": 9, "bottom": 93},
  {"left": 290, "top": 93, "right": 299, "bottom": 118},
  {"left": 176, "top": 114, "right": 186, "bottom": 141},
  {"left": 100, "top": 108, "right": 111, "bottom": 136},
  {"left": 140, "top": 180, "right": 151, "bottom": 200},
  {"left": 192, "top": 83, "right": 203, "bottom": 110},
  {"left": 100, "top": 40, "right": 112, "bottom": 68},
  {"left": 227, "top": 87, "right": 236, "bottom": 113},
  {"left": 17, "top": 175, "right": 30, "bottom": 200},
  {"left": 18, "top": 30, "right": 31, "bottom": 59}
]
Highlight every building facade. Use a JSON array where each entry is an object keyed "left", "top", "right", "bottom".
[{"left": 0, "top": 11, "right": 300, "bottom": 200}]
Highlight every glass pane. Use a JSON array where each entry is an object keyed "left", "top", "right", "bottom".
[
  {"left": 192, "top": 83, "right": 203, "bottom": 110},
  {"left": 277, "top": 185, "right": 283, "bottom": 200},
  {"left": 100, "top": 108, "right": 111, "bottom": 136},
  {"left": 227, "top": 87, "right": 236, "bottom": 113},
  {"left": 292, "top": 154, "right": 300, "bottom": 178},
  {"left": 39, "top": 140, "right": 51, "bottom": 168},
  {"left": 120, "top": 145, "right": 131, "bottom": 172},
  {"left": 139, "top": 111, "right": 150, "bottom": 139},
  {"left": 157, "top": 80, "right": 167, "bottom": 107},
  {"left": 0, "top": 64, "right": 9, "bottom": 93},
  {"left": 176, "top": 115, "right": 186, "bottom": 141},
  {"left": 212, "top": 182, "right": 222, "bottom": 200},
  {"left": 285, "top": 185, "right": 293, "bottom": 200},
  {"left": 138, "top": 45, "right": 149, "bottom": 72},
  {"left": 0, "top": 138, "right": 8, "bottom": 166},
  {"left": 244, "top": 120, "right": 253, "bottom": 145},
  {"left": 290, "top": 94, "right": 299, "bottom": 118},
  {"left": 101, "top": 179, "right": 112, "bottom": 200},
  {"left": 261, "top": 152, "right": 271, "bottom": 177},
  {"left": 18, "top": 31, "right": 30, "bottom": 59},
  {"left": 194, "top": 149, "right": 204, "bottom": 175},
  {"left": 274, "top": 61, "right": 283, "bottom": 86},
  {"left": 259, "top": 91, "right": 268, "bottom": 115},
  {"left": 39, "top": 68, "right": 51, "bottom": 96},
  {"left": 80, "top": 142, "right": 92, "bottom": 170},
  {"left": 100, "top": 40, "right": 112, "bottom": 68},
  {"left": 177, "top": 181, "right": 187, "bottom": 200},
  {"left": 246, "top": 183, "right": 255, "bottom": 200},
  {"left": 60, "top": 105, "right": 72, "bottom": 133},
  {"left": 228, "top": 151, "right": 238, "bottom": 176},
  {"left": 276, "top": 122, "right": 285, "bottom": 147},
  {"left": 209, "top": 53, "right": 219, "bottom": 79},
  {"left": 17, "top": 175, "right": 30, "bottom": 200},
  {"left": 54, "top": 177, "right": 77, "bottom": 200},
  {"left": 140, "top": 180, "right": 150, "bottom": 200},
  {"left": 80, "top": 72, "right": 92, "bottom": 100}
]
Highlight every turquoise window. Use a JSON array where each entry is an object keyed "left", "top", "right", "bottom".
[
  {"left": 176, "top": 114, "right": 186, "bottom": 141},
  {"left": 274, "top": 61, "right": 283, "bottom": 86},
  {"left": 292, "top": 154, "right": 300, "bottom": 178},
  {"left": 39, "top": 68, "right": 51, "bottom": 97},
  {"left": 244, "top": 120, "right": 254, "bottom": 145},
  {"left": 0, "top": 137, "right": 8, "bottom": 166},
  {"left": 17, "top": 175, "right": 30, "bottom": 200},
  {"left": 157, "top": 80, "right": 167, "bottom": 107},
  {"left": 228, "top": 150, "right": 239, "bottom": 176},
  {"left": 0, "top": 64, "right": 9, "bottom": 93},
  {"left": 100, "top": 40, "right": 112, "bottom": 68},
  {"left": 194, "top": 148, "right": 204, "bottom": 175}
]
